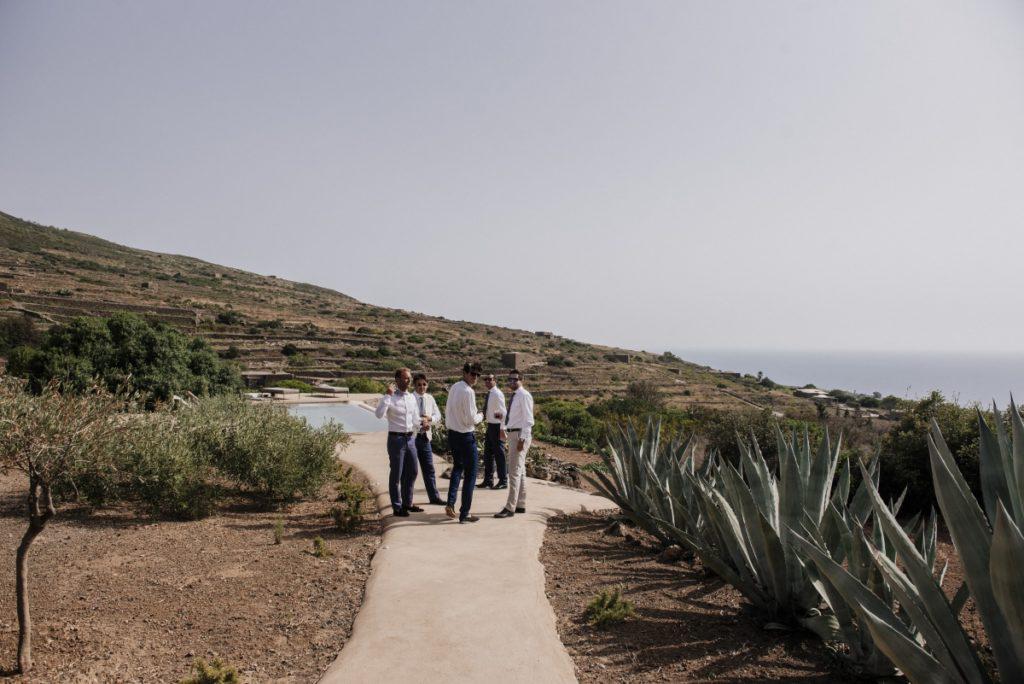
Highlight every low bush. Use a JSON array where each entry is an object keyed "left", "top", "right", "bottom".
[
  {"left": 192, "top": 397, "right": 347, "bottom": 503},
  {"left": 274, "top": 378, "right": 314, "bottom": 393},
  {"left": 118, "top": 416, "right": 218, "bottom": 519},
  {"left": 180, "top": 658, "right": 241, "bottom": 684},
  {"left": 346, "top": 377, "right": 386, "bottom": 394},
  {"left": 311, "top": 536, "right": 332, "bottom": 558},
  {"left": 280, "top": 343, "right": 300, "bottom": 356},
  {"left": 584, "top": 587, "right": 635, "bottom": 627},
  {"left": 215, "top": 311, "right": 245, "bottom": 326},
  {"left": 272, "top": 517, "right": 284, "bottom": 544}
]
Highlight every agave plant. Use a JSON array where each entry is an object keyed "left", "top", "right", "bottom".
[
  {"left": 792, "top": 402, "right": 1024, "bottom": 684},
  {"left": 653, "top": 427, "right": 847, "bottom": 639},
  {"left": 583, "top": 418, "right": 704, "bottom": 542}
]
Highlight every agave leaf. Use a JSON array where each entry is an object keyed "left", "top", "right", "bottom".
[
  {"left": 861, "top": 460, "right": 987, "bottom": 682},
  {"left": 1009, "top": 397, "right": 1024, "bottom": 521},
  {"left": 990, "top": 502, "right": 1024, "bottom": 670},
  {"left": 867, "top": 543, "right": 984, "bottom": 683},
  {"left": 857, "top": 607, "right": 959, "bottom": 684},
  {"left": 832, "top": 456, "right": 851, "bottom": 509},
  {"left": 978, "top": 409, "right": 1012, "bottom": 526},
  {"left": 928, "top": 429, "right": 1023, "bottom": 680}
]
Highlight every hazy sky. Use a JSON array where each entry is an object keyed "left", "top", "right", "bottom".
[{"left": 2, "top": 1, "right": 1023, "bottom": 354}]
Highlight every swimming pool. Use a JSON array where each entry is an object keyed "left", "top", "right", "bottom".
[{"left": 287, "top": 402, "right": 387, "bottom": 433}]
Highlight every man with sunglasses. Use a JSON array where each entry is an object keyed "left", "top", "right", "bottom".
[
  {"left": 444, "top": 362, "right": 485, "bottom": 523},
  {"left": 494, "top": 369, "right": 534, "bottom": 519},
  {"left": 478, "top": 373, "right": 508, "bottom": 490}
]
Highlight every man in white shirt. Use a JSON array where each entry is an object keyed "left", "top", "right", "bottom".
[
  {"left": 494, "top": 369, "right": 535, "bottom": 519},
  {"left": 375, "top": 367, "right": 422, "bottom": 517},
  {"left": 444, "top": 362, "right": 484, "bottom": 523},
  {"left": 412, "top": 372, "right": 445, "bottom": 505},
  {"left": 478, "top": 373, "right": 508, "bottom": 489}
]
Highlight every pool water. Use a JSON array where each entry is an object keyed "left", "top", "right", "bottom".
[{"left": 287, "top": 403, "right": 387, "bottom": 433}]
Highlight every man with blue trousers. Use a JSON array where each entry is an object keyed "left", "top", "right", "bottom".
[
  {"left": 445, "top": 362, "right": 484, "bottom": 523},
  {"left": 375, "top": 367, "right": 422, "bottom": 517}
]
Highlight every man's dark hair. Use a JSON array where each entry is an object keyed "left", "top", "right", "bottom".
[
  {"left": 509, "top": 369, "right": 523, "bottom": 380},
  {"left": 395, "top": 367, "right": 412, "bottom": 380},
  {"left": 462, "top": 361, "right": 483, "bottom": 375},
  {"left": 412, "top": 372, "right": 427, "bottom": 383}
]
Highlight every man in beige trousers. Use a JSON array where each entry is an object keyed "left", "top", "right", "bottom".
[{"left": 493, "top": 369, "right": 534, "bottom": 518}]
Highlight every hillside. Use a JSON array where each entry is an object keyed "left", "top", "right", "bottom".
[{"left": 0, "top": 211, "right": 817, "bottom": 415}]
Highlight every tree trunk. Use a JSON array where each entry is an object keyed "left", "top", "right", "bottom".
[{"left": 16, "top": 479, "right": 52, "bottom": 674}]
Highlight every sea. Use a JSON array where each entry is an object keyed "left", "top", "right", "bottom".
[{"left": 674, "top": 349, "right": 1024, "bottom": 407}]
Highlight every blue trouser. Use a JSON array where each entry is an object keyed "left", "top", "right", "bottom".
[
  {"left": 387, "top": 433, "right": 419, "bottom": 512},
  {"left": 415, "top": 434, "right": 442, "bottom": 502},
  {"left": 482, "top": 422, "right": 507, "bottom": 485},
  {"left": 446, "top": 430, "right": 478, "bottom": 520}
]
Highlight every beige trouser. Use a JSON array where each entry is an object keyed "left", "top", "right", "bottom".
[{"left": 504, "top": 432, "right": 531, "bottom": 511}]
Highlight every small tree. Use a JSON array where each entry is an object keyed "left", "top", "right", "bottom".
[{"left": 0, "top": 378, "right": 124, "bottom": 673}]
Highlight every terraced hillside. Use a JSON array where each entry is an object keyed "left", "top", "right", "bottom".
[{"left": 0, "top": 211, "right": 818, "bottom": 416}]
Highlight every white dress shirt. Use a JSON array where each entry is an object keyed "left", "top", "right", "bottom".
[
  {"left": 414, "top": 391, "right": 442, "bottom": 439},
  {"left": 375, "top": 390, "right": 419, "bottom": 433},
  {"left": 483, "top": 386, "right": 507, "bottom": 424},
  {"left": 445, "top": 380, "right": 483, "bottom": 433},
  {"left": 504, "top": 386, "right": 535, "bottom": 439}
]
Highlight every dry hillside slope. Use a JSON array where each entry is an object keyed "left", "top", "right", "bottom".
[{"left": 0, "top": 211, "right": 814, "bottom": 413}]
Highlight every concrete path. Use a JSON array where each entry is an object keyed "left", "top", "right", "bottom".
[{"left": 319, "top": 431, "right": 612, "bottom": 684}]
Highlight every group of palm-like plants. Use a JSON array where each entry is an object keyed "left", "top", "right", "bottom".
[{"left": 584, "top": 404, "right": 1024, "bottom": 683}]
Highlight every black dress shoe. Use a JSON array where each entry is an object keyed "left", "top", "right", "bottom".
[
  {"left": 515, "top": 507, "right": 526, "bottom": 514},
  {"left": 406, "top": 505, "right": 425, "bottom": 513},
  {"left": 493, "top": 509, "right": 514, "bottom": 519},
  {"left": 459, "top": 515, "right": 480, "bottom": 524},
  {"left": 493, "top": 482, "right": 508, "bottom": 490},
  {"left": 477, "top": 481, "right": 493, "bottom": 489},
  {"left": 427, "top": 499, "right": 446, "bottom": 506},
  {"left": 394, "top": 509, "right": 410, "bottom": 517}
]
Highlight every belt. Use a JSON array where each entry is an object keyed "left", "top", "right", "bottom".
[
  {"left": 506, "top": 428, "right": 521, "bottom": 432},
  {"left": 388, "top": 431, "right": 413, "bottom": 437}
]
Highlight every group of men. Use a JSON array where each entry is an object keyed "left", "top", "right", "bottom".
[{"left": 374, "top": 362, "right": 535, "bottom": 524}]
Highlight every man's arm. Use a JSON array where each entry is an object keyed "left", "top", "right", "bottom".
[
  {"left": 374, "top": 393, "right": 391, "bottom": 419},
  {"left": 493, "top": 389, "right": 507, "bottom": 420},
  {"left": 429, "top": 395, "right": 442, "bottom": 423}
]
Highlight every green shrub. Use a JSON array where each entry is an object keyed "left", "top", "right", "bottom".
[
  {"left": 311, "top": 536, "right": 332, "bottom": 558},
  {"left": 280, "top": 343, "right": 299, "bottom": 356},
  {"left": 878, "top": 390, "right": 981, "bottom": 512},
  {"left": 192, "top": 397, "right": 347, "bottom": 503},
  {"left": 584, "top": 587, "right": 635, "bottom": 627},
  {"left": 272, "top": 517, "right": 284, "bottom": 544},
  {"left": 274, "top": 379, "right": 314, "bottom": 393},
  {"left": 286, "top": 353, "right": 313, "bottom": 367},
  {"left": 0, "top": 315, "right": 41, "bottom": 355},
  {"left": 118, "top": 415, "right": 218, "bottom": 519},
  {"left": 180, "top": 658, "right": 241, "bottom": 684},
  {"left": 331, "top": 505, "right": 360, "bottom": 532},
  {"left": 219, "top": 345, "right": 240, "bottom": 360},
  {"left": 215, "top": 311, "right": 245, "bottom": 326},
  {"left": 7, "top": 312, "right": 240, "bottom": 407},
  {"left": 535, "top": 399, "right": 604, "bottom": 448},
  {"left": 346, "top": 377, "right": 386, "bottom": 394}
]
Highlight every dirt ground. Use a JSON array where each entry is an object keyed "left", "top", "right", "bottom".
[
  {"left": 0, "top": 471, "right": 381, "bottom": 683},
  {"left": 541, "top": 510, "right": 991, "bottom": 683}
]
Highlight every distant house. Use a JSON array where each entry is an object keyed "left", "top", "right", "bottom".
[
  {"left": 534, "top": 331, "right": 554, "bottom": 338},
  {"left": 794, "top": 387, "right": 834, "bottom": 402},
  {"left": 501, "top": 352, "right": 521, "bottom": 369},
  {"left": 609, "top": 353, "right": 631, "bottom": 363}
]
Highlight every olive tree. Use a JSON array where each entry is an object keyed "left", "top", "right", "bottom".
[{"left": 0, "top": 378, "right": 124, "bottom": 673}]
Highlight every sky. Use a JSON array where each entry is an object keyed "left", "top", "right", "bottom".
[{"left": 2, "top": 1, "right": 1023, "bottom": 355}]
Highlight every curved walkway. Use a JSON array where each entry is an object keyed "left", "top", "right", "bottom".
[{"left": 319, "top": 431, "right": 612, "bottom": 684}]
